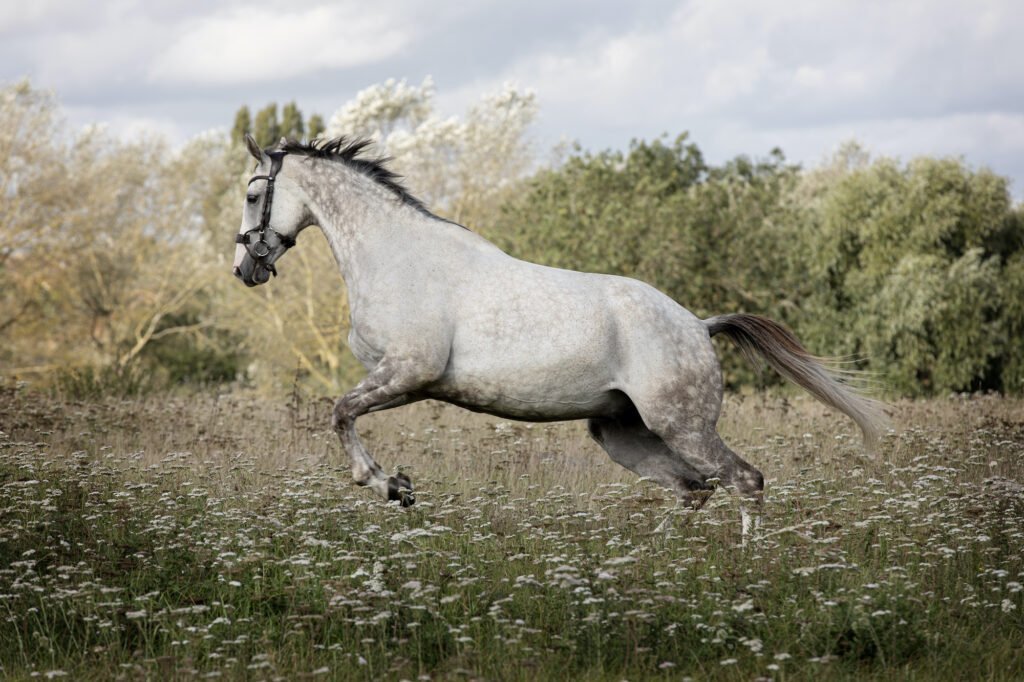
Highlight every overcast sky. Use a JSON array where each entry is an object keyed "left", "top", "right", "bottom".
[{"left": 3, "top": 0, "right": 1022, "bottom": 196}]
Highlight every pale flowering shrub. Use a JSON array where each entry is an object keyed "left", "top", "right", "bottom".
[{"left": 326, "top": 76, "right": 537, "bottom": 225}]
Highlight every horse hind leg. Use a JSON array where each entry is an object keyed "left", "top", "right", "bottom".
[
  {"left": 624, "top": 391, "right": 765, "bottom": 540},
  {"left": 587, "top": 409, "right": 715, "bottom": 513},
  {"left": 665, "top": 429, "right": 765, "bottom": 542}
]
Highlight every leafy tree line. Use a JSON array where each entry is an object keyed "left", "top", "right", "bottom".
[
  {"left": 1, "top": 78, "right": 1021, "bottom": 398},
  {"left": 0, "top": 81, "right": 247, "bottom": 394},
  {"left": 232, "top": 101, "right": 326, "bottom": 148},
  {"left": 487, "top": 137, "right": 1024, "bottom": 396}
]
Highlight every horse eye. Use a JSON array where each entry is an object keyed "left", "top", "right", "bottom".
[{"left": 246, "top": 194, "right": 258, "bottom": 204}]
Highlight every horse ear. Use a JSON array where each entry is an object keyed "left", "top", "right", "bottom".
[{"left": 245, "top": 134, "right": 264, "bottom": 162}]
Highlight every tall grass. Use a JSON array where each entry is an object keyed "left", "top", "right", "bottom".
[{"left": 1, "top": 385, "right": 1022, "bottom": 679}]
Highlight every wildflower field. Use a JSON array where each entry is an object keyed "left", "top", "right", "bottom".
[{"left": 1, "top": 386, "right": 1022, "bottom": 680}]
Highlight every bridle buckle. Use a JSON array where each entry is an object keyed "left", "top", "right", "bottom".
[{"left": 251, "top": 239, "right": 271, "bottom": 258}]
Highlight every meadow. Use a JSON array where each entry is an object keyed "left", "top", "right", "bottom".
[{"left": 0, "top": 385, "right": 1022, "bottom": 680}]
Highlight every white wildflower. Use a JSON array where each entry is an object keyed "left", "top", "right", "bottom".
[{"left": 732, "top": 599, "right": 755, "bottom": 613}]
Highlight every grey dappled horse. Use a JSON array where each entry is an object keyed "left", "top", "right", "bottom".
[{"left": 233, "top": 135, "right": 884, "bottom": 536}]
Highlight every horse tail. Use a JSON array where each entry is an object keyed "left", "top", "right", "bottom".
[{"left": 704, "top": 313, "right": 886, "bottom": 449}]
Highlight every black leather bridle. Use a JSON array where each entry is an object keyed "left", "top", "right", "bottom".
[{"left": 235, "top": 150, "right": 295, "bottom": 277}]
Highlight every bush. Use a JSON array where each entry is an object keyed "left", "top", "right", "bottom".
[
  {"left": 52, "top": 364, "right": 152, "bottom": 400},
  {"left": 492, "top": 138, "right": 1024, "bottom": 396}
]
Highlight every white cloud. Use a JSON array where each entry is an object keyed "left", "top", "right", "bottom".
[
  {"left": 793, "top": 66, "right": 824, "bottom": 89},
  {"left": 0, "top": 1, "right": 91, "bottom": 33},
  {"left": 4, "top": 0, "right": 1024, "bottom": 194},
  {"left": 34, "top": 17, "right": 164, "bottom": 89},
  {"left": 110, "top": 114, "right": 189, "bottom": 144},
  {"left": 495, "top": 0, "right": 1021, "bottom": 121},
  {"left": 148, "top": 3, "right": 414, "bottom": 85},
  {"left": 438, "top": 0, "right": 1024, "bottom": 192},
  {"left": 65, "top": 106, "right": 189, "bottom": 145},
  {"left": 703, "top": 49, "right": 770, "bottom": 107},
  {"left": 700, "top": 112, "right": 1024, "bottom": 170}
]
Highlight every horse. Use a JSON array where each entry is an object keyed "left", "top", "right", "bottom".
[{"left": 232, "top": 134, "right": 884, "bottom": 537}]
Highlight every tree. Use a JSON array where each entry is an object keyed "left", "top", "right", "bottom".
[
  {"left": 307, "top": 114, "right": 325, "bottom": 139},
  {"left": 234, "top": 102, "right": 323, "bottom": 143},
  {"left": 0, "top": 80, "right": 64, "bottom": 342},
  {"left": 492, "top": 136, "right": 1024, "bottom": 395},
  {"left": 231, "top": 105, "right": 251, "bottom": 146},
  {"left": 12, "top": 77, "right": 1024, "bottom": 398},
  {"left": 0, "top": 81, "right": 231, "bottom": 391},
  {"left": 326, "top": 77, "right": 537, "bottom": 227},
  {"left": 252, "top": 103, "right": 279, "bottom": 147},
  {"left": 328, "top": 77, "right": 433, "bottom": 142},
  {"left": 792, "top": 152, "right": 1023, "bottom": 395},
  {"left": 280, "top": 101, "right": 303, "bottom": 139}
]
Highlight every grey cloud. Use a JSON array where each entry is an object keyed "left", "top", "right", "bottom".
[{"left": 1, "top": 0, "right": 1021, "bottom": 196}]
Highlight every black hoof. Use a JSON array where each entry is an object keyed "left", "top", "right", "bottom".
[{"left": 387, "top": 473, "right": 415, "bottom": 507}]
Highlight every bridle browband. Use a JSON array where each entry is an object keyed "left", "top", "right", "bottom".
[{"left": 235, "top": 149, "right": 296, "bottom": 277}]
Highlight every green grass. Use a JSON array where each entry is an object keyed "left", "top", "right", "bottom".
[{"left": 0, "top": 386, "right": 1022, "bottom": 680}]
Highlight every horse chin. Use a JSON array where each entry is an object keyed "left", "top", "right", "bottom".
[
  {"left": 234, "top": 258, "right": 272, "bottom": 287},
  {"left": 251, "top": 265, "right": 272, "bottom": 286}
]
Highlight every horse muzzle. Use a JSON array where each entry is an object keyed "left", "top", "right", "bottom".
[{"left": 233, "top": 255, "right": 274, "bottom": 287}]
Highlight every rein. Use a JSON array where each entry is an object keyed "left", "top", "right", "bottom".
[{"left": 235, "top": 150, "right": 295, "bottom": 276}]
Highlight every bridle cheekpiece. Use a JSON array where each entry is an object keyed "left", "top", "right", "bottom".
[{"left": 235, "top": 149, "right": 295, "bottom": 277}]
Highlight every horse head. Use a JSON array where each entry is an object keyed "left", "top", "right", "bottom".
[{"left": 233, "top": 134, "right": 305, "bottom": 287}]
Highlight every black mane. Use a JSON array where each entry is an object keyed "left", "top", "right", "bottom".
[{"left": 278, "top": 137, "right": 433, "bottom": 217}]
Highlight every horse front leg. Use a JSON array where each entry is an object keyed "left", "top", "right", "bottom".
[{"left": 331, "top": 357, "right": 434, "bottom": 506}]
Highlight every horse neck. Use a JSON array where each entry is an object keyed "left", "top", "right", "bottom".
[{"left": 295, "top": 161, "right": 471, "bottom": 297}]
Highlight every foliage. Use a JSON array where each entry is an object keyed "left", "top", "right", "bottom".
[
  {"left": 140, "top": 310, "right": 245, "bottom": 385},
  {"left": 795, "top": 150, "right": 1023, "bottom": 395},
  {"left": 999, "top": 252, "right": 1024, "bottom": 392},
  {"left": 493, "top": 139, "right": 1024, "bottom": 396},
  {"left": 252, "top": 102, "right": 279, "bottom": 148},
  {"left": 0, "top": 81, "right": 233, "bottom": 391},
  {"left": 307, "top": 113, "right": 325, "bottom": 139},
  {"left": 51, "top": 362, "right": 152, "bottom": 399},
  {"left": 234, "top": 101, "right": 324, "bottom": 148},
  {"left": 326, "top": 76, "right": 537, "bottom": 227},
  {"left": 280, "top": 101, "right": 304, "bottom": 139},
  {"left": 2, "top": 78, "right": 1023, "bottom": 398},
  {"left": 230, "top": 105, "right": 250, "bottom": 146}
]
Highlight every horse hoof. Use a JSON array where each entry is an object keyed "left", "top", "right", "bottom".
[{"left": 387, "top": 473, "right": 415, "bottom": 507}]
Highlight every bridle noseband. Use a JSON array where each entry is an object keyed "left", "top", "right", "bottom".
[{"left": 235, "top": 150, "right": 295, "bottom": 277}]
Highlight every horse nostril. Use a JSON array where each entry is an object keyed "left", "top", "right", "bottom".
[{"left": 232, "top": 266, "right": 242, "bottom": 279}]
